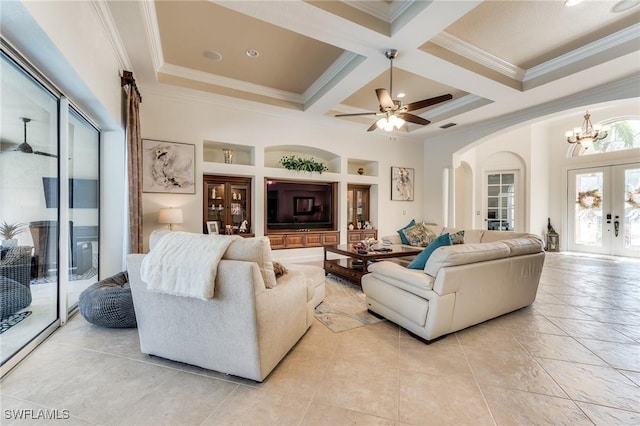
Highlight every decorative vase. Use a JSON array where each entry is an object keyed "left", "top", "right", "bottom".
[
  {"left": 223, "top": 149, "right": 234, "bottom": 164},
  {"left": 357, "top": 167, "right": 364, "bottom": 175}
]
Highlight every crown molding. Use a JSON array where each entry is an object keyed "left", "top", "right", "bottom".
[
  {"left": 524, "top": 23, "right": 640, "bottom": 82},
  {"left": 90, "top": 0, "right": 132, "bottom": 71},
  {"left": 140, "top": 0, "right": 163, "bottom": 71},
  {"left": 159, "top": 63, "right": 304, "bottom": 104},
  {"left": 302, "top": 51, "right": 359, "bottom": 103},
  {"left": 431, "top": 32, "right": 525, "bottom": 81},
  {"left": 341, "top": 0, "right": 414, "bottom": 23}
]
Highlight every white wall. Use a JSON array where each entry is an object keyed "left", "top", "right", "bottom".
[{"left": 139, "top": 88, "right": 424, "bottom": 256}]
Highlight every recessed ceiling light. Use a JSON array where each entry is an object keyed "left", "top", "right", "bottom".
[
  {"left": 396, "top": 93, "right": 406, "bottom": 98},
  {"left": 203, "top": 50, "right": 222, "bottom": 62},
  {"left": 246, "top": 49, "right": 260, "bottom": 58},
  {"left": 564, "top": 0, "right": 584, "bottom": 6},
  {"left": 611, "top": 0, "right": 640, "bottom": 13}
]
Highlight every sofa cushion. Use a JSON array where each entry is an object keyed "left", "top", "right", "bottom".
[
  {"left": 396, "top": 219, "right": 416, "bottom": 245},
  {"left": 502, "top": 237, "right": 544, "bottom": 257},
  {"left": 462, "top": 229, "right": 484, "bottom": 243},
  {"left": 403, "top": 222, "right": 437, "bottom": 247},
  {"left": 481, "top": 231, "right": 529, "bottom": 243},
  {"left": 223, "top": 237, "right": 277, "bottom": 289},
  {"left": 408, "top": 233, "right": 452, "bottom": 270},
  {"left": 425, "top": 241, "right": 511, "bottom": 277}
]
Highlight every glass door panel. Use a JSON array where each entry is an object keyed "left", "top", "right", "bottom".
[
  {"left": 486, "top": 172, "right": 516, "bottom": 231},
  {"left": 0, "top": 51, "right": 59, "bottom": 366},
  {"left": 67, "top": 108, "right": 99, "bottom": 309},
  {"left": 568, "top": 163, "right": 639, "bottom": 257}
]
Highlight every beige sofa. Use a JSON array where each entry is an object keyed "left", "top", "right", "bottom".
[
  {"left": 127, "top": 232, "right": 317, "bottom": 382},
  {"left": 363, "top": 226, "right": 545, "bottom": 342}
]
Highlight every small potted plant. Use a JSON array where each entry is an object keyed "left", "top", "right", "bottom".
[{"left": 1, "top": 221, "right": 27, "bottom": 248}]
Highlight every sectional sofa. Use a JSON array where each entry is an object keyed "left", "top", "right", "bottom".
[{"left": 362, "top": 225, "right": 545, "bottom": 342}]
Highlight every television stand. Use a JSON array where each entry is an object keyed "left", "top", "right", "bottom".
[{"left": 266, "top": 230, "right": 339, "bottom": 249}]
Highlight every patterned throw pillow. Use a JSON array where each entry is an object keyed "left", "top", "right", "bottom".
[
  {"left": 403, "top": 222, "right": 437, "bottom": 247},
  {"left": 450, "top": 230, "right": 465, "bottom": 245},
  {"left": 396, "top": 219, "right": 416, "bottom": 245},
  {"left": 273, "top": 261, "right": 288, "bottom": 278}
]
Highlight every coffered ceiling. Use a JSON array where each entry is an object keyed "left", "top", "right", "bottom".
[{"left": 107, "top": 0, "right": 640, "bottom": 136}]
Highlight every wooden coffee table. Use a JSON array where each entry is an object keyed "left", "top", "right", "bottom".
[{"left": 324, "top": 244, "right": 422, "bottom": 285}]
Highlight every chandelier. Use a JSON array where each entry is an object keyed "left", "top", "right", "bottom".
[{"left": 565, "top": 111, "right": 608, "bottom": 149}]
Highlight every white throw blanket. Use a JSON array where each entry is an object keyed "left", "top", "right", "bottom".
[{"left": 140, "top": 231, "right": 240, "bottom": 300}]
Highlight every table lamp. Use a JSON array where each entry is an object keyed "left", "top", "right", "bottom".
[{"left": 158, "top": 207, "right": 183, "bottom": 231}]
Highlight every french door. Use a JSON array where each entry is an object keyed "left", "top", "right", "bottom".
[{"left": 568, "top": 163, "right": 640, "bottom": 257}]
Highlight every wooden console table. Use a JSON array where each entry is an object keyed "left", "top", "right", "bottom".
[{"left": 324, "top": 244, "right": 421, "bottom": 285}]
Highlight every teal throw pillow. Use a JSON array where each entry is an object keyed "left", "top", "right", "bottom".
[
  {"left": 397, "top": 219, "right": 416, "bottom": 245},
  {"left": 407, "top": 233, "right": 452, "bottom": 270}
]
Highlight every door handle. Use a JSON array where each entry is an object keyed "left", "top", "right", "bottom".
[{"left": 614, "top": 220, "right": 619, "bottom": 237}]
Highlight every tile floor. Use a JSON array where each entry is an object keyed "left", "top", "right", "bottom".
[{"left": 1, "top": 252, "right": 639, "bottom": 425}]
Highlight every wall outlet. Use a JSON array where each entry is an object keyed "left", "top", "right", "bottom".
[
  {"left": 402, "top": 210, "right": 406, "bottom": 215},
  {"left": 476, "top": 210, "right": 481, "bottom": 215}
]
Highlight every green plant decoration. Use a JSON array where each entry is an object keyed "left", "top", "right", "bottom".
[
  {"left": 0, "top": 221, "right": 27, "bottom": 240},
  {"left": 279, "top": 155, "right": 328, "bottom": 174}
]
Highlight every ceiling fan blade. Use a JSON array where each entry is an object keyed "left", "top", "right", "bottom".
[
  {"left": 398, "top": 113, "right": 430, "bottom": 126},
  {"left": 16, "top": 142, "right": 34, "bottom": 154},
  {"left": 335, "top": 112, "right": 378, "bottom": 117},
  {"left": 375, "top": 88, "right": 394, "bottom": 110},
  {"left": 33, "top": 150, "right": 58, "bottom": 158},
  {"left": 367, "top": 121, "right": 379, "bottom": 132},
  {"left": 404, "top": 94, "right": 453, "bottom": 112}
]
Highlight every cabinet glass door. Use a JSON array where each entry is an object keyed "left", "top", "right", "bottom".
[
  {"left": 230, "top": 183, "right": 248, "bottom": 230},
  {"left": 207, "top": 182, "right": 225, "bottom": 227}
]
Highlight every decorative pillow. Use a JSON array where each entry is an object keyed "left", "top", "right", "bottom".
[
  {"left": 408, "top": 233, "right": 452, "bottom": 270},
  {"left": 450, "top": 230, "right": 465, "bottom": 245},
  {"left": 273, "top": 261, "right": 288, "bottom": 278},
  {"left": 396, "top": 219, "right": 416, "bottom": 245},
  {"left": 403, "top": 222, "right": 437, "bottom": 247}
]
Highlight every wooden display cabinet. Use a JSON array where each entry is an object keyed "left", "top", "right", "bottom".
[
  {"left": 203, "top": 175, "right": 253, "bottom": 236},
  {"left": 347, "top": 184, "right": 377, "bottom": 242}
]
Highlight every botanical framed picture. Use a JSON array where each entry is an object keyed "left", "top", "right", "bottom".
[
  {"left": 142, "top": 139, "right": 195, "bottom": 194},
  {"left": 391, "top": 166, "right": 414, "bottom": 201},
  {"left": 206, "top": 221, "right": 220, "bottom": 235}
]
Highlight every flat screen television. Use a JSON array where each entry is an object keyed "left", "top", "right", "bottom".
[
  {"left": 42, "top": 177, "right": 99, "bottom": 208},
  {"left": 266, "top": 179, "right": 336, "bottom": 230}
]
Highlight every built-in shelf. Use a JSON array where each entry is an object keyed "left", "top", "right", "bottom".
[
  {"left": 203, "top": 140, "right": 255, "bottom": 166},
  {"left": 347, "top": 158, "right": 378, "bottom": 177},
  {"left": 264, "top": 145, "right": 340, "bottom": 174}
]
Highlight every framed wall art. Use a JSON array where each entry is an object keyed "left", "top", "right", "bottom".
[
  {"left": 391, "top": 166, "right": 414, "bottom": 201},
  {"left": 206, "top": 221, "right": 220, "bottom": 235},
  {"left": 142, "top": 139, "right": 195, "bottom": 194}
]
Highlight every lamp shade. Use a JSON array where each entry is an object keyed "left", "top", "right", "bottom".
[{"left": 158, "top": 208, "right": 183, "bottom": 227}]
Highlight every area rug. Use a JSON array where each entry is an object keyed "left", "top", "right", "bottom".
[
  {"left": 0, "top": 311, "right": 32, "bottom": 334},
  {"left": 315, "top": 274, "right": 385, "bottom": 333}
]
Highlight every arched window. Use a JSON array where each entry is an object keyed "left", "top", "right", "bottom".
[{"left": 569, "top": 117, "right": 640, "bottom": 157}]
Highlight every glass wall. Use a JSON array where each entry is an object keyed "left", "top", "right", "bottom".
[{"left": 0, "top": 46, "right": 100, "bottom": 369}]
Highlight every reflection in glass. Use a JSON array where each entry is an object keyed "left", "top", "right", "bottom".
[
  {"left": 0, "top": 51, "right": 59, "bottom": 364},
  {"left": 67, "top": 109, "right": 99, "bottom": 310},
  {"left": 574, "top": 172, "right": 603, "bottom": 246},
  {"left": 624, "top": 168, "right": 640, "bottom": 249}
]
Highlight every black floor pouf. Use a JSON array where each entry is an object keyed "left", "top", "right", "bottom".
[{"left": 79, "top": 271, "right": 137, "bottom": 328}]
